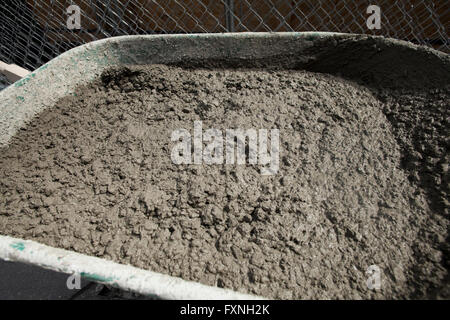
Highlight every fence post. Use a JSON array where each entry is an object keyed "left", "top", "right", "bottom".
[{"left": 224, "top": 0, "right": 235, "bottom": 32}]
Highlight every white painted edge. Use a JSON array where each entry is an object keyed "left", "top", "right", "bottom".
[{"left": 0, "top": 235, "right": 264, "bottom": 300}]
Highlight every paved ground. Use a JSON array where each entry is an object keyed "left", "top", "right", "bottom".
[
  {"left": 0, "top": 259, "right": 90, "bottom": 299},
  {"left": 0, "top": 259, "right": 152, "bottom": 300}
]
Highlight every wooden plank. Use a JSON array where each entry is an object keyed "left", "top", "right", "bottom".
[{"left": 0, "top": 61, "right": 31, "bottom": 82}]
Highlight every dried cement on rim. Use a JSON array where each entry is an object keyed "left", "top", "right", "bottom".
[{"left": 0, "top": 33, "right": 448, "bottom": 297}]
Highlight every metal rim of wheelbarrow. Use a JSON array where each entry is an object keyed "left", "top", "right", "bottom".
[{"left": 0, "top": 32, "right": 446, "bottom": 299}]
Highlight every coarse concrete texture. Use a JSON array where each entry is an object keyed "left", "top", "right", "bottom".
[
  {"left": 0, "top": 56, "right": 448, "bottom": 299},
  {"left": 0, "top": 34, "right": 448, "bottom": 299}
]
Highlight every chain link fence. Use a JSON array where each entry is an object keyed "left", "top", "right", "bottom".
[{"left": 0, "top": 1, "right": 448, "bottom": 71}]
